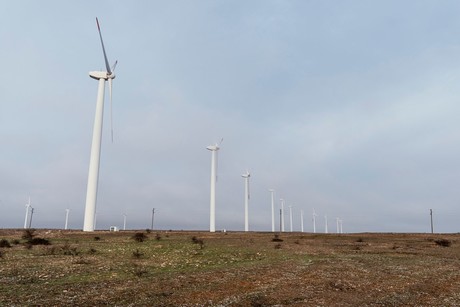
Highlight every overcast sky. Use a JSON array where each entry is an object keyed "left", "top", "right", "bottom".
[{"left": 1, "top": 1, "right": 460, "bottom": 233}]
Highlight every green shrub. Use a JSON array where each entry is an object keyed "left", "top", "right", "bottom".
[
  {"left": 0, "top": 239, "right": 11, "bottom": 248},
  {"left": 434, "top": 239, "right": 451, "bottom": 247},
  {"left": 132, "top": 232, "right": 148, "bottom": 242}
]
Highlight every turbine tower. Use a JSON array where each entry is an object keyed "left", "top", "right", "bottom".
[
  {"left": 24, "top": 197, "right": 31, "bottom": 229},
  {"left": 83, "top": 18, "right": 118, "bottom": 232},
  {"left": 325, "top": 215, "right": 328, "bottom": 233},
  {"left": 242, "top": 170, "right": 251, "bottom": 232},
  {"left": 269, "top": 189, "right": 275, "bottom": 232},
  {"left": 207, "top": 141, "right": 221, "bottom": 232},
  {"left": 289, "top": 205, "right": 293, "bottom": 232},
  {"left": 336, "top": 217, "right": 340, "bottom": 233},
  {"left": 300, "top": 209, "right": 304, "bottom": 232},
  {"left": 312, "top": 208, "right": 317, "bottom": 233},
  {"left": 64, "top": 209, "right": 70, "bottom": 230},
  {"left": 280, "top": 198, "right": 285, "bottom": 232}
]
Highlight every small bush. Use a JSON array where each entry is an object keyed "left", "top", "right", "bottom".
[
  {"left": 61, "top": 242, "right": 80, "bottom": 256},
  {"left": 0, "top": 239, "right": 11, "bottom": 248},
  {"left": 132, "top": 249, "right": 144, "bottom": 259},
  {"left": 356, "top": 238, "right": 364, "bottom": 243},
  {"left": 155, "top": 233, "right": 162, "bottom": 241},
  {"left": 11, "top": 239, "right": 20, "bottom": 245},
  {"left": 191, "top": 236, "right": 205, "bottom": 249},
  {"left": 88, "top": 248, "right": 97, "bottom": 255},
  {"left": 29, "top": 238, "right": 51, "bottom": 246},
  {"left": 271, "top": 234, "right": 283, "bottom": 242},
  {"left": 22, "top": 229, "right": 36, "bottom": 241},
  {"left": 93, "top": 236, "right": 101, "bottom": 241},
  {"left": 146, "top": 229, "right": 152, "bottom": 234},
  {"left": 274, "top": 243, "right": 282, "bottom": 249},
  {"left": 132, "top": 232, "right": 148, "bottom": 242},
  {"left": 132, "top": 264, "right": 148, "bottom": 277},
  {"left": 434, "top": 239, "right": 451, "bottom": 247}
]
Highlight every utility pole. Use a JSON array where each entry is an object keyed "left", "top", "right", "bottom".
[
  {"left": 430, "top": 209, "right": 434, "bottom": 234},
  {"left": 151, "top": 208, "right": 155, "bottom": 230}
]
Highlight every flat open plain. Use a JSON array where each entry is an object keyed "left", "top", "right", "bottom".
[{"left": 0, "top": 229, "right": 459, "bottom": 306}]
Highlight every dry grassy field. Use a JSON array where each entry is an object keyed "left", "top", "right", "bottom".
[{"left": 1, "top": 229, "right": 459, "bottom": 306}]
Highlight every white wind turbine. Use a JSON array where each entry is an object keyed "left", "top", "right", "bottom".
[
  {"left": 24, "top": 197, "right": 31, "bottom": 229},
  {"left": 206, "top": 139, "right": 222, "bottom": 232},
  {"left": 280, "top": 198, "right": 285, "bottom": 232},
  {"left": 64, "top": 209, "right": 70, "bottom": 230},
  {"left": 83, "top": 18, "right": 118, "bottom": 232},
  {"left": 289, "top": 205, "right": 293, "bottom": 232},
  {"left": 300, "top": 209, "right": 304, "bottom": 232},
  {"left": 336, "top": 217, "right": 340, "bottom": 233},
  {"left": 269, "top": 189, "right": 275, "bottom": 232},
  {"left": 123, "top": 214, "right": 127, "bottom": 231},
  {"left": 242, "top": 170, "right": 250, "bottom": 232},
  {"left": 324, "top": 215, "right": 328, "bottom": 233},
  {"left": 312, "top": 208, "right": 317, "bottom": 233}
]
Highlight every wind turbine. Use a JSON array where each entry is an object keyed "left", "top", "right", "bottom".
[
  {"left": 123, "top": 214, "right": 127, "bottom": 230},
  {"left": 324, "top": 215, "right": 328, "bottom": 233},
  {"left": 242, "top": 170, "right": 250, "bottom": 232},
  {"left": 64, "top": 209, "right": 70, "bottom": 230},
  {"left": 312, "top": 208, "right": 317, "bottom": 233},
  {"left": 336, "top": 217, "right": 340, "bottom": 234},
  {"left": 300, "top": 209, "right": 304, "bottom": 232},
  {"left": 206, "top": 139, "right": 222, "bottom": 232},
  {"left": 288, "top": 205, "right": 293, "bottom": 232},
  {"left": 83, "top": 18, "right": 118, "bottom": 232},
  {"left": 24, "top": 197, "right": 31, "bottom": 229},
  {"left": 269, "top": 189, "right": 275, "bottom": 232},
  {"left": 280, "top": 198, "right": 285, "bottom": 232}
]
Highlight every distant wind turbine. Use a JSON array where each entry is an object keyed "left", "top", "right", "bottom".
[
  {"left": 325, "top": 215, "right": 328, "bottom": 233},
  {"left": 242, "top": 170, "right": 250, "bottom": 232},
  {"left": 312, "top": 208, "right": 317, "bottom": 233},
  {"left": 269, "top": 189, "right": 275, "bottom": 232},
  {"left": 64, "top": 209, "right": 70, "bottom": 230},
  {"left": 336, "top": 217, "right": 340, "bottom": 234},
  {"left": 24, "top": 197, "right": 31, "bottom": 229},
  {"left": 289, "top": 205, "right": 293, "bottom": 232},
  {"left": 300, "top": 209, "right": 304, "bottom": 232},
  {"left": 207, "top": 139, "right": 222, "bottom": 232},
  {"left": 123, "top": 214, "right": 127, "bottom": 231},
  {"left": 280, "top": 198, "right": 285, "bottom": 232},
  {"left": 29, "top": 207, "right": 34, "bottom": 229},
  {"left": 83, "top": 18, "right": 118, "bottom": 232}
]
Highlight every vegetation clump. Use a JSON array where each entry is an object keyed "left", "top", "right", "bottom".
[
  {"left": 132, "top": 232, "right": 148, "bottom": 242},
  {"left": 0, "top": 239, "right": 11, "bottom": 248},
  {"left": 434, "top": 239, "right": 451, "bottom": 247},
  {"left": 132, "top": 249, "right": 144, "bottom": 259},
  {"left": 21, "top": 229, "right": 50, "bottom": 246},
  {"left": 191, "top": 236, "right": 205, "bottom": 249},
  {"left": 271, "top": 234, "right": 283, "bottom": 242}
]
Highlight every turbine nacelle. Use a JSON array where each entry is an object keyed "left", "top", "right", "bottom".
[
  {"left": 89, "top": 71, "right": 116, "bottom": 80},
  {"left": 206, "top": 144, "right": 220, "bottom": 151}
]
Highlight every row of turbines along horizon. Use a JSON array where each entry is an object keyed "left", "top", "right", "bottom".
[{"left": 13, "top": 18, "right": 343, "bottom": 234}]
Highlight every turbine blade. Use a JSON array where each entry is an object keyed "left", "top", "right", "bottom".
[
  {"left": 96, "top": 17, "right": 111, "bottom": 74},
  {"left": 111, "top": 60, "right": 118, "bottom": 72},
  {"left": 109, "top": 77, "right": 113, "bottom": 143}
]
